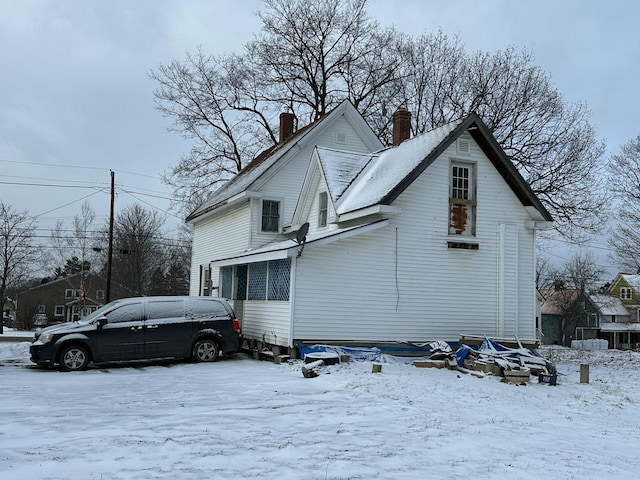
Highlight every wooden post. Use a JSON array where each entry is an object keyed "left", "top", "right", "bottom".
[{"left": 580, "top": 363, "right": 589, "bottom": 384}]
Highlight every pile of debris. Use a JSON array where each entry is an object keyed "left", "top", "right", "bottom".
[{"left": 414, "top": 338, "right": 557, "bottom": 385}]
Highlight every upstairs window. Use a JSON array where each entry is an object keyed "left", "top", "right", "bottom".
[
  {"left": 261, "top": 200, "right": 280, "bottom": 232},
  {"left": 449, "top": 161, "right": 476, "bottom": 236},
  {"left": 620, "top": 287, "right": 633, "bottom": 300},
  {"left": 318, "top": 192, "right": 328, "bottom": 228}
]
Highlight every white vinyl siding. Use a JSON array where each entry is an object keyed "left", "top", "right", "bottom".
[
  {"left": 292, "top": 134, "right": 537, "bottom": 342},
  {"left": 240, "top": 301, "right": 291, "bottom": 347},
  {"left": 253, "top": 115, "right": 374, "bottom": 247},
  {"left": 189, "top": 203, "right": 251, "bottom": 295}
]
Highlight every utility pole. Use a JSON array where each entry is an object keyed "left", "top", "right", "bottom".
[{"left": 106, "top": 170, "right": 115, "bottom": 303}]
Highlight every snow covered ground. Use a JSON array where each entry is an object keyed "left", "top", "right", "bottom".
[{"left": 1, "top": 335, "right": 640, "bottom": 479}]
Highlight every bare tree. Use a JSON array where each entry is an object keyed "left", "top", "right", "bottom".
[
  {"left": 48, "top": 201, "right": 100, "bottom": 274},
  {"left": 0, "top": 203, "right": 40, "bottom": 334},
  {"left": 152, "top": 0, "right": 607, "bottom": 240},
  {"left": 110, "top": 204, "right": 167, "bottom": 297},
  {"left": 398, "top": 38, "right": 608, "bottom": 238},
  {"left": 151, "top": 0, "right": 399, "bottom": 208},
  {"left": 536, "top": 255, "right": 561, "bottom": 290},
  {"left": 608, "top": 134, "right": 640, "bottom": 272},
  {"left": 562, "top": 250, "right": 606, "bottom": 292}
]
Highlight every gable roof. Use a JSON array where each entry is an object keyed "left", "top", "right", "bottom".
[
  {"left": 540, "top": 288, "right": 581, "bottom": 315},
  {"left": 589, "top": 294, "right": 630, "bottom": 316},
  {"left": 313, "top": 113, "right": 553, "bottom": 221},
  {"left": 620, "top": 274, "right": 640, "bottom": 292},
  {"left": 185, "top": 100, "right": 382, "bottom": 223}
]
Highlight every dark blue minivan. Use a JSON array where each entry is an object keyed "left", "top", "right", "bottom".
[{"left": 30, "top": 296, "right": 241, "bottom": 371}]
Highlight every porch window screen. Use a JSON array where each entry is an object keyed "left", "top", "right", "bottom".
[
  {"left": 248, "top": 262, "right": 267, "bottom": 300},
  {"left": 268, "top": 258, "right": 291, "bottom": 301},
  {"left": 221, "top": 266, "right": 233, "bottom": 299},
  {"left": 236, "top": 265, "right": 248, "bottom": 300}
]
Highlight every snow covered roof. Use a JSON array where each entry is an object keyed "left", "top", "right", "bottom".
[
  {"left": 315, "top": 147, "right": 371, "bottom": 203},
  {"left": 589, "top": 294, "right": 630, "bottom": 316},
  {"left": 316, "top": 113, "right": 552, "bottom": 221},
  {"left": 334, "top": 121, "right": 460, "bottom": 214}
]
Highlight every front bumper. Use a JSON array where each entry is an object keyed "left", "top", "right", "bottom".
[{"left": 30, "top": 343, "right": 55, "bottom": 365}]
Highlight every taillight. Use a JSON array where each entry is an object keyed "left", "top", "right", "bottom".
[{"left": 232, "top": 318, "right": 241, "bottom": 333}]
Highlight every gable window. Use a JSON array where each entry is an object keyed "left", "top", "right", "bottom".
[
  {"left": 318, "top": 192, "right": 328, "bottom": 228},
  {"left": 449, "top": 161, "right": 476, "bottom": 236},
  {"left": 65, "top": 289, "right": 74, "bottom": 299},
  {"left": 38, "top": 304, "right": 46, "bottom": 314},
  {"left": 261, "top": 200, "right": 280, "bottom": 232},
  {"left": 96, "top": 290, "right": 105, "bottom": 300},
  {"left": 620, "top": 287, "right": 632, "bottom": 300}
]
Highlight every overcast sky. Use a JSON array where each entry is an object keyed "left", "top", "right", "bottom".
[{"left": 1, "top": 0, "right": 638, "bottom": 271}]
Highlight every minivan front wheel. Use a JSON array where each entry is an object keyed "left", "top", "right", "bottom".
[
  {"left": 59, "top": 345, "right": 90, "bottom": 371},
  {"left": 193, "top": 339, "right": 220, "bottom": 362}
]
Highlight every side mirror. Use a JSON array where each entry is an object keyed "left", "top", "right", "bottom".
[{"left": 97, "top": 316, "right": 108, "bottom": 328}]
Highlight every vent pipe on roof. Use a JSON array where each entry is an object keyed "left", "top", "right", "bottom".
[
  {"left": 392, "top": 105, "right": 411, "bottom": 146},
  {"left": 279, "top": 111, "right": 296, "bottom": 143}
]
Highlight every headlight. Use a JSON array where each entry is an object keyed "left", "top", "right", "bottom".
[{"left": 36, "top": 333, "right": 54, "bottom": 344}]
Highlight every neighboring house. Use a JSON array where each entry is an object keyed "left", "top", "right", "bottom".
[
  {"left": 608, "top": 273, "right": 640, "bottom": 322},
  {"left": 601, "top": 272, "right": 640, "bottom": 349},
  {"left": 187, "top": 100, "right": 553, "bottom": 352},
  {"left": 540, "top": 287, "right": 601, "bottom": 346},
  {"left": 590, "top": 293, "right": 634, "bottom": 349},
  {"left": 15, "top": 273, "right": 126, "bottom": 328}
]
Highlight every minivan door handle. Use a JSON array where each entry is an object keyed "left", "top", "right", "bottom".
[
  {"left": 131, "top": 326, "right": 143, "bottom": 331},
  {"left": 146, "top": 324, "right": 159, "bottom": 329}
]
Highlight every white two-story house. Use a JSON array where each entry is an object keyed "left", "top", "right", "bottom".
[{"left": 186, "top": 100, "right": 553, "bottom": 352}]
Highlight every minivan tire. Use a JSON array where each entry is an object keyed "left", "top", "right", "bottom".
[
  {"left": 193, "top": 339, "right": 219, "bottom": 362},
  {"left": 59, "top": 345, "right": 90, "bottom": 372}
]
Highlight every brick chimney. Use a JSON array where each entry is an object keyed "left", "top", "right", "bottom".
[
  {"left": 392, "top": 105, "right": 411, "bottom": 146},
  {"left": 279, "top": 111, "right": 296, "bottom": 143}
]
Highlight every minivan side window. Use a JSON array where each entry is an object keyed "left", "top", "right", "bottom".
[
  {"left": 189, "top": 299, "right": 229, "bottom": 319},
  {"left": 147, "top": 300, "right": 184, "bottom": 320},
  {"left": 107, "top": 303, "right": 143, "bottom": 323}
]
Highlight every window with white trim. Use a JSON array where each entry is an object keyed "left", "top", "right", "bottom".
[
  {"left": 65, "top": 289, "right": 74, "bottom": 299},
  {"left": 318, "top": 191, "right": 328, "bottom": 228},
  {"left": 54, "top": 305, "right": 64, "bottom": 317},
  {"left": 449, "top": 161, "right": 476, "bottom": 236},
  {"left": 96, "top": 290, "right": 105, "bottom": 300},
  {"left": 261, "top": 200, "right": 280, "bottom": 232},
  {"left": 620, "top": 287, "right": 633, "bottom": 300},
  {"left": 38, "top": 304, "right": 46, "bottom": 314}
]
